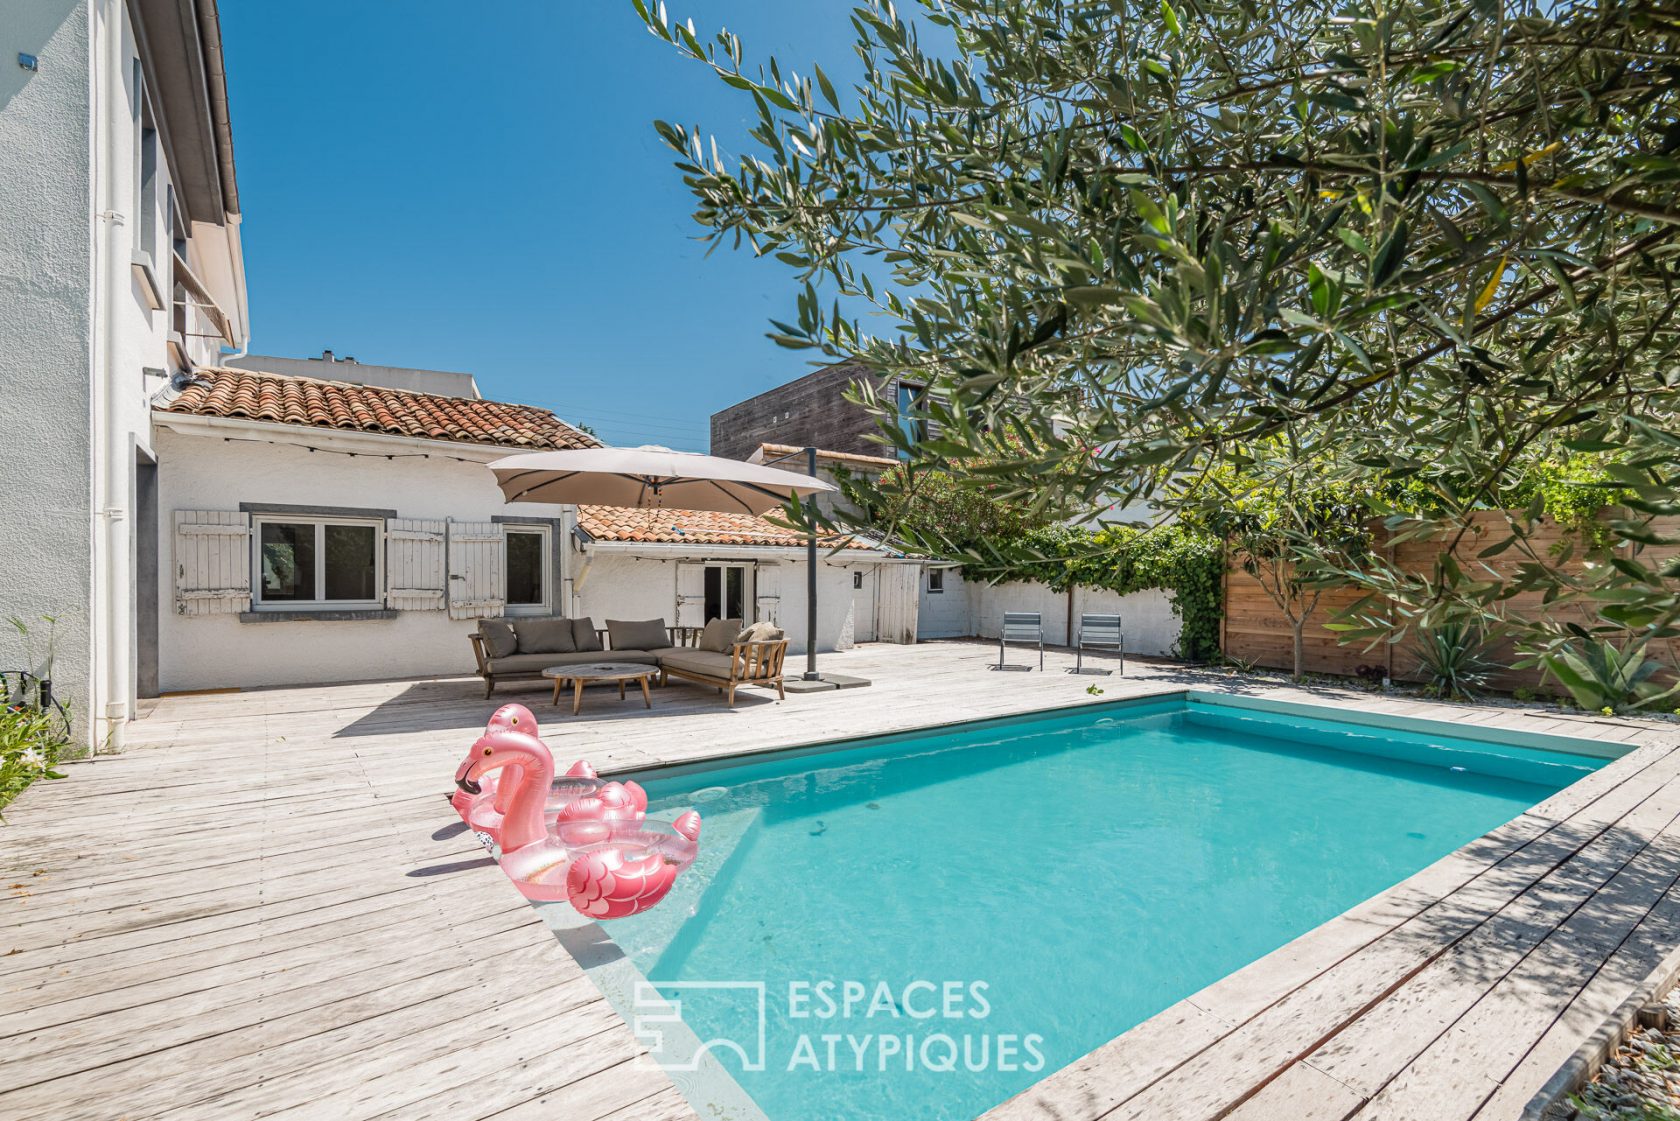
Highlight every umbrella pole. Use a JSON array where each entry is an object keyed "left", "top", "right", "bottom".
[{"left": 804, "top": 445, "right": 820, "bottom": 680}]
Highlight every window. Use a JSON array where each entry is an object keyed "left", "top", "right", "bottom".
[
  {"left": 255, "top": 518, "right": 381, "bottom": 608},
  {"left": 927, "top": 569, "right": 944, "bottom": 594},
  {"left": 896, "top": 381, "right": 928, "bottom": 460},
  {"left": 704, "top": 564, "right": 747, "bottom": 621},
  {"left": 503, "top": 525, "right": 550, "bottom": 614},
  {"left": 853, "top": 570, "right": 864, "bottom": 590}
]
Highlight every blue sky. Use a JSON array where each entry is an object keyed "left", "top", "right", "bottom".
[{"left": 219, "top": 2, "right": 865, "bottom": 450}]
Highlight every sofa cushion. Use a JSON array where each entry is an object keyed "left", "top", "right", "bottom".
[
  {"left": 478, "top": 618, "right": 517, "bottom": 659},
  {"left": 572, "top": 616, "right": 603, "bottom": 652},
  {"left": 698, "top": 617, "right": 744, "bottom": 653},
  {"left": 512, "top": 617, "right": 576, "bottom": 655},
  {"left": 607, "top": 618, "right": 668, "bottom": 652},
  {"left": 485, "top": 652, "right": 567, "bottom": 675},
  {"left": 739, "top": 621, "right": 786, "bottom": 643},
  {"left": 659, "top": 650, "right": 738, "bottom": 680}
]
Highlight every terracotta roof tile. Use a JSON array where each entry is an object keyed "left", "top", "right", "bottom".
[
  {"left": 576, "top": 505, "right": 877, "bottom": 550},
  {"left": 158, "top": 367, "right": 600, "bottom": 451}
]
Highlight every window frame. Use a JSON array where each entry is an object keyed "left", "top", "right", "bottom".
[
  {"left": 501, "top": 523, "right": 553, "bottom": 616},
  {"left": 251, "top": 515, "right": 385, "bottom": 611},
  {"left": 926, "top": 568, "right": 945, "bottom": 594}
]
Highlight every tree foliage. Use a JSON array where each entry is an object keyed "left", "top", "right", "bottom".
[{"left": 638, "top": 0, "right": 1680, "bottom": 662}]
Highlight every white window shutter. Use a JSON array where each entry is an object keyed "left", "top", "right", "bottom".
[
  {"left": 447, "top": 521, "right": 505, "bottom": 620},
  {"left": 386, "top": 519, "right": 446, "bottom": 610},
  {"left": 674, "top": 562, "right": 706, "bottom": 627},
  {"left": 174, "top": 510, "right": 251, "bottom": 616},
  {"left": 754, "top": 563, "right": 781, "bottom": 626}
]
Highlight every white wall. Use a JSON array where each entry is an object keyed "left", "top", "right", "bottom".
[
  {"left": 155, "top": 426, "right": 573, "bottom": 691},
  {"left": 576, "top": 551, "right": 886, "bottom": 656},
  {"left": 917, "top": 570, "right": 1182, "bottom": 657},
  {"left": 0, "top": 1, "right": 94, "bottom": 728}
]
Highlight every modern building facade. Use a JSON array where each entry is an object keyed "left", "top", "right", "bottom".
[
  {"left": 0, "top": 0, "right": 248, "bottom": 749},
  {"left": 709, "top": 358, "right": 933, "bottom": 462}
]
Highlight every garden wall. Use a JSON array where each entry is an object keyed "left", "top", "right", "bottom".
[
  {"left": 918, "top": 571, "right": 1183, "bottom": 657},
  {"left": 1222, "top": 512, "right": 1680, "bottom": 688}
]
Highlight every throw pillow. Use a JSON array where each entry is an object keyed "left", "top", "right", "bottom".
[
  {"left": 607, "top": 618, "right": 669, "bottom": 651},
  {"left": 478, "top": 618, "right": 517, "bottom": 659},
  {"left": 571, "top": 616, "right": 603, "bottom": 652},
  {"left": 738, "top": 621, "right": 785, "bottom": 643},
  {"left": 512, "top": 616, "right": 576, "bottom": 655},
  {"left": 699, "top": 617, "right": 744, "bottom": 653}
]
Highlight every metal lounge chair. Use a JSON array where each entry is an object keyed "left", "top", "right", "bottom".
[
  {"left": 997, "top": 612, "right": 1044, "bottom": 670},
  {"left": 1074, "top": 613, "right": 1125, "bottom": 675}
]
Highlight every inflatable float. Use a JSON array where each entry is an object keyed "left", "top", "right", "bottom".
[{"left": 452, "top": 711, "right": 699, "bottom": 918}]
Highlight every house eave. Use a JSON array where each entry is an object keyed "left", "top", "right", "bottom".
[
  {"left": 150, "top": 410, "right": 544, "bottom": 462},
  {"left": 576, "top": 539, "right": 915, "bottom": 562}
]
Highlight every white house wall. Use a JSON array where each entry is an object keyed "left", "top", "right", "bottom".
[
  {"left": 918, "top": 571, "right": 1182, "bottom": 657},
  {"left": 577, "top": 551, "right": 887, "bottom": 657},
  {"left": 154, "top": 427, "right": 572, "bottom": 691}
]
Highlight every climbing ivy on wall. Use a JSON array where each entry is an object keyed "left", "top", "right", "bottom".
[{"left": 972, "top": 523, "right": 1225, "bottom": 661}]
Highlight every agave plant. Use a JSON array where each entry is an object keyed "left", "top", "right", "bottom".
[
  {"left": 1542, "top": 639, "right": 1674, "bottom": 715},
  {"left": 1413, "top": 623, "right": 1495, "bottom": 702}
]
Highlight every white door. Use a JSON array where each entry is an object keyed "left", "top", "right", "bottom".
[
  {"left": 675, "top": 562, "right": 706, "bottom": 628},
  {"left": 875, "top": 564, "right": 920, "bottom": 644},
  {"left": 851, "top": 566, "right": 878, "bottom": 642}
]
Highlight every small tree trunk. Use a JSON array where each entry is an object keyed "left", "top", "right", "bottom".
[{"left": 1291, "top": 618, "right": 1306, "bottom": 682}]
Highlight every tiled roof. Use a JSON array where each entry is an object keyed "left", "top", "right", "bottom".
[
  {"left": 158, "top": 367, "right": 599, "bottom": 451},
  {"left": 755, "top": 443, "right": 901, "bottom": 470},
  {"left": 576, "top": 505, "right": 879, "bottom": 550}
]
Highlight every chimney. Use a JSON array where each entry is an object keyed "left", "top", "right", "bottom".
[{"left": 321, "top": 349, "right": 335, "bottom": 362}]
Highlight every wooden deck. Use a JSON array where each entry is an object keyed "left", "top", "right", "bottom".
[{"left": 0, "top": 640, "right": 1674, "bottom": 1120}]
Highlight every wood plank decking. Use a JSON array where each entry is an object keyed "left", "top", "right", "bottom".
[{"left": 0, "top": 640, "right": 1674, "bottom": 1120}]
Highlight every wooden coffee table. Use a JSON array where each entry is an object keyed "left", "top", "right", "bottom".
[{"left": 543, "top": 662, "right": 657, "bottom": 716}]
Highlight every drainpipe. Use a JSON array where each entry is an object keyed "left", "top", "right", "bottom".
[
  {"left": 804, "top": 446, "right": 820, "bottom": 679},
  {"left": 91, "top": 0, "right": 128, "bottom": 752}
]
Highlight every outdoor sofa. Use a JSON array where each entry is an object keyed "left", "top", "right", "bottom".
[{"left": 468, "top": 615, "right": 787, "bottom": 706}]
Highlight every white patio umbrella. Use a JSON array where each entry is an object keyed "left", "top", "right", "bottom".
[
  {"left": 487, "top": 445, "right": 834, "bottom": 515},
  {"left": 486, "top": 445, "right": 841, "bottom": 682}
]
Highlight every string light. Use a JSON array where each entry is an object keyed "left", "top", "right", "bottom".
[{"left": 216, "top": 435, "right": 487, "bottom": 465}]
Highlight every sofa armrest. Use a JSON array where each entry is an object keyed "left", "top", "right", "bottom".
[
  {"left": 729, "top": 639, "right": 788, "bottom": 681},
  {"left": 468, "top": 632, "right": 489, "bottom": 676}
]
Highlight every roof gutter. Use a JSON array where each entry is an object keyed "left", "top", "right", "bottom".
[
  {"left": 194, "top": 0, "right": 238, "bottom": 216},
  {"left": 576, "top": 539, "right": 915, "bottom": 562}
]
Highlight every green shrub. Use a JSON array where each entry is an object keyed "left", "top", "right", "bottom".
[
  {"left": 0, "top": 701, "right": 68, "bottom": 813},
  {"left": 1542, "top": 638, "right": 1674, "bottom": 715},
  {"left": 1414, "top": 623, "right": 1496, "bottom": 702}
]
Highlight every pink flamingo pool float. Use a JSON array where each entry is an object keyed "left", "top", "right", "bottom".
[
  {"left": 454, "top": 716, "right": 700, "bottom": 918},
  {"left": 450, "top": 705, "right": 619, "bottom": 845}
]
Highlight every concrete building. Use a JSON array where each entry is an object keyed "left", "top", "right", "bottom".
[{"left": 0, "top": 0, "right": 248, "bottom": 749}]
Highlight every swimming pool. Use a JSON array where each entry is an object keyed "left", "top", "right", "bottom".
[{"left": 591, "top": 692, "right": 1611, "bottom": 1121}]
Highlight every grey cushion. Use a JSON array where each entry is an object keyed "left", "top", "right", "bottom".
[
  {"left": 478, "top": 618, "right": 517, "bottom": 659},
  {"left": 607, "top": 618, "right": 669, "bottom": 651},
  {"left": 739, "top": 621, "right": 785, "bottom": 643},
  {"left": 487, "top": 650, "right": 658, "bottom": 675},
  {"left": 512, "top": 617, "right": 576, "bottom": 655},
  {"left": 698, "top": 617, "right": 744, "bottom": 653},
  {"left": 572, "top": 616, "right": 603, "bottom": 652},
  {"left": 659, "top": 650, "right": 738, "bottom": 679}
]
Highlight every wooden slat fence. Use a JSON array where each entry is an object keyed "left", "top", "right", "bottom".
[{"left": 1222, "top": 511, "right": 1680, "bottom": 689}]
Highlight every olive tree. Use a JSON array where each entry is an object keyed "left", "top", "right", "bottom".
[{"left": 636, "top": 0, "right": 1680, "bottom": 650}]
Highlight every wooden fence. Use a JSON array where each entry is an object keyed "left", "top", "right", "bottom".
[{"left": 1221, "top": 512, "right": 1680, "bottom": 689}]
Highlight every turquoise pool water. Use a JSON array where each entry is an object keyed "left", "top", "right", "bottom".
[{"left": 606, "top": 695, "right": 1605, "bottom": 1121}]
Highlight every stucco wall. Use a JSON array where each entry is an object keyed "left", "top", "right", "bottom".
[
  {"left": 154, "top": 426, "right": 573, "bottom": 691},
  {"left": 575, "top": 550, "right": 884, "bottom": 656},
  {"left": 0, "top": 0, "right": 93, "bottom": 718},
  {"left": 918, "top": 570, "right": 1182, "bottom": 657}
]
